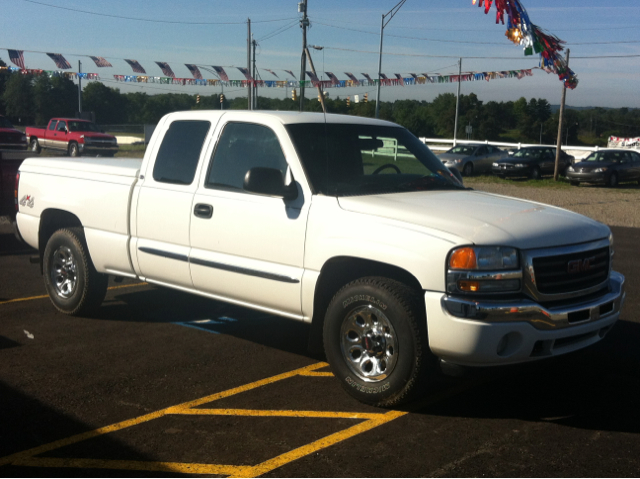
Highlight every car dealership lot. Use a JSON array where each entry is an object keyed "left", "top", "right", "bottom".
[{"left": 1, "top": 214, "right": 639, "bottom": 477}]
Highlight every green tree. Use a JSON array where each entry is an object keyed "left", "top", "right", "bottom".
[
  {"left": 32, "top": 75, "right": 77, "bottom": 125},
  {"left": 2, "top": 72, "right": 34, "bottom": 125},
  {"left": 83, "top": 82, "right": 128, "bottom": 124}
]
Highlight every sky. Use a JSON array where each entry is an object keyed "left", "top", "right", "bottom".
[{"left": 1, "top": 0, "right": 638, "bottom": 108}]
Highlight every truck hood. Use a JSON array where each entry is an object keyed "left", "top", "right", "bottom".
[{"left": 337, "top": 190, "right": 610, "bottom": 249}]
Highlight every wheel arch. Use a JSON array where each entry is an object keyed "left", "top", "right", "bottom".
[
  {"left": 307, "top": 256, "right": 423, "bottom": 354},
  {"left": 38, "top": 209, "right": 83, "bottom": 273}
]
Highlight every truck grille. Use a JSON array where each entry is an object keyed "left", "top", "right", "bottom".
[{"left": 532, "top": 246, "right": 609, "bottom": 294}]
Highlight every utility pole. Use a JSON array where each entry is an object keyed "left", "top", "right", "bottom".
[
  {"left": 554, "top": 49, "right": 570, "bottom": 181},
  {"left": 375, "top": 0, "right": 407, "bottom": 119},
  {"left": 252, "top": 36, "right": 258, "bottom": 110},
  {"left": 77, "top": 60, "right": 82, "bottom": 114},
  {"left": 305, "top": 47, "right": 326, "bottom": 114},
  {"left": 298, "top": 0, "right": 308, "bottom": 112},
  {"left": 453, "top": 58, "right": 462, "bottom": 146},
  {"left": 247, "top": 18, "right": 252, "bottom": 110}
]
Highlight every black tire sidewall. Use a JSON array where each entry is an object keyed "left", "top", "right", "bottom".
[
  {"left": 43, "top": 229, "right": 90, "bottom": 314},
  {"left": 323, "top": 279, "right": 424, "bottom": 406},
  {"left": 463, "top": 163, "right": 473, "bottom": 177}
]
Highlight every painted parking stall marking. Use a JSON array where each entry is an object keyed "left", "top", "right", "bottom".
[{"left": 0, "top": 362, "right": 408, "bottom": 477}]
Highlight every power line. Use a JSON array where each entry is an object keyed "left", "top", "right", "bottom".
[
  {"left": 314, "top": 21, "right": 640, "bottom": 46},
  {"left": 258, "top": 20, "right": 299, "bottom": 42},
  {"left": 310, "top": 14, "right": 638, "bottom": 33},
  {"left": 18, "top": 0, "right": 298, "bottom": 25}
]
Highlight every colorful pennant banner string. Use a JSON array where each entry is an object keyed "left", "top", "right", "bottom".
[{"left": 472, "top": 0, "right": 577, "bottom": 89}]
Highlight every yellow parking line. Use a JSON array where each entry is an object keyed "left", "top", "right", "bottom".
[
  {"left": 13, "top": 457, "right": 243, "bottom": 476},
  {"left": 298, "top": 371, "right": 334, "bottom": 377},
  {"left": 234, "top": 410, "right": 408, "bottom": 478},
  {"left": 172, "top": 408, "right": 385, "bottom": 420},
  {"left": 0, "top": 362, "right": 328, "bottom": 468},
  {"left": 0, "top": 282, "right": 148, "bottom": 306}
]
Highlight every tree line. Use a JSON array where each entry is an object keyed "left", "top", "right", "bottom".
[{"left": 1, "top": 58, "right": 638, "bottom": 146}]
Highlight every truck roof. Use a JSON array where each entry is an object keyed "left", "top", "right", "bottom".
[{"left": 161, "top": 110, "right": 400, "bottom": 127}]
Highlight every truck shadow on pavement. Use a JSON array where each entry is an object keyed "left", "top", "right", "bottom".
[
  {"left": 94, "top": 287, "right": 316, "bottom": 359},
  {"left": 412, "top": 319, "right": 640, "bottom": 435}
]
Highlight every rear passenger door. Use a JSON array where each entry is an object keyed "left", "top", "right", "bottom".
[
  {"left": 133, "top": 117, "right": 213, "bottom": 288},
  {"left": 189, "top": 115, "right": 310, "bottom": 317}
]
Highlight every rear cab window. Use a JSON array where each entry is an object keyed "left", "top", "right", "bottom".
[{"left": 152, "top": 120, "right": 211, "bottom": 185}]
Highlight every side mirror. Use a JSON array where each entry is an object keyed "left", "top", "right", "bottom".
[{"left": 244, "top": 167, "right": 297, "bottom": 200}]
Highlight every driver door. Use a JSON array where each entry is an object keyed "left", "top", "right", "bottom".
[{"left": 189, "top": 115, "right": 310, "bottom": 316}]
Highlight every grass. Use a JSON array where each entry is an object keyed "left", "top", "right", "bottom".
[{"left": 464, "top": 174, "right": 575, "bottom": 189}]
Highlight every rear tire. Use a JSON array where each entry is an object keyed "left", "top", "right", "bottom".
[
  {"left": 68, "top": 142, "right": 80, "bottom": 157},
  {"left": 43, "top": 227, "right": 108, "bottom": 316},
  {"left": 323, "top": 277, "right": 433, "bottom": 407}
]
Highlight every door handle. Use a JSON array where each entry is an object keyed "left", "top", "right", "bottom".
[{"left": 194, "top": 203, "right": 213, "bottom": 219}]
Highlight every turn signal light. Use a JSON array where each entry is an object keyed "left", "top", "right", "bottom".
[
  {"left": 458, "top": 281, "right": 480, "bottom": 292},
  {"left": 450, "top": 247, "right": 477, "bottom": 269}
]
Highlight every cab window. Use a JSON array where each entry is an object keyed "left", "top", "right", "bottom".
[
  {"left": 206, "top": 122, "right": 288, "bottom": 191},
  {"left": 153, "top": 120, "right": 211, "bottom": 185}
]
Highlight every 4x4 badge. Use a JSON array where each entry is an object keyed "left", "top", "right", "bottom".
[{"left": 19, "top": 195, "right": 34, "bottom": 208}]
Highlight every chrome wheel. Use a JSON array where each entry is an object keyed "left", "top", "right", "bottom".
[
  {"left": 340, "top": 305, "right": 398, "bottom": 382},
  {"left": 50, "top": 246, "right": 78, "bottom": 298}
]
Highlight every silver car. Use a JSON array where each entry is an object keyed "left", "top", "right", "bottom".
[{"left": 438, "top": 144, "right": 507, "bottom": 176}]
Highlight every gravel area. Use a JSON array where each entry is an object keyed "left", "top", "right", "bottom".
[{"left": 469, "top": 182, "right": 640, "bottom": 228}]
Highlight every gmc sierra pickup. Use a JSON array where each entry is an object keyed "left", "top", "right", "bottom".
[
  {"left": 14, "top": 111, "right": 625, "bottom": 406},
  {"left": 26, "top": 118, "right": 118, "bottom": 157}
]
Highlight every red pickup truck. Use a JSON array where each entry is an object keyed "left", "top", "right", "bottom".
[{"left": 26, "top": 118, "right": 118, "bottom": 157}]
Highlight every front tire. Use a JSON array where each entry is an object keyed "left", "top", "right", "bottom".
[
  {"left": 68, "top": 142, "right": 80, "bottom": 157},
  {"left": 30, "top": 138, "right": 41, "bottom": 153},
  {"left": 462, "top": 162, "right": 474, "bottom": 177},
  {"left": 43, "top": 227, "right": 108, "bottom": 316},
  {"left": 570, "top": 180, "right": 579, "bottom": 187},
  {"left": 608, "top": 172, "right": 618, "bottom": 188},
  {"left": 323, "top": 277, "right": 431, "bottom": 407}
]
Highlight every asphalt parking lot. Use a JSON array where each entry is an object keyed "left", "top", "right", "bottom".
[{"left": 1, "top": 220, "right": 639, "bottom": 477}]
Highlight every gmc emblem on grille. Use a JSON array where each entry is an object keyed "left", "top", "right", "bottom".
[{"left": 567, "top": 256, "right": 596, "bottom": 274}]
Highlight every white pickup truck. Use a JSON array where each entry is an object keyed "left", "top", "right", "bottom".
[{"left": 15, "top": 111, "right": 625, "bottom": 406}]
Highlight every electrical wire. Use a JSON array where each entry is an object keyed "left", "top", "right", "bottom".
[
  {"left": 18, "top": 0, "right": 298, "bottom": 25},
  {"left": 258, "top": 20, "right": 299, "bottom": 42},
  {"left": 313, "top": 21, "right": 640, "bottom": 46}
]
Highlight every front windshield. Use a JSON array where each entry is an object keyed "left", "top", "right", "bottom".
[
  {"left": 513, "top": 148, "right": 549, "bottom": 159},
  {"left": 67, "top": 121, "right": 101, "bottom": 132},
  {"left": 0, "top": 117, "right": 14, "bottom": 128},
  {"left": 286, "top": 123, "right": 462, "bottom": 196},
  {"left": 584, "top": 151, "right": 620, "bottom": 163},
  {"left": 447, "top": 145, "right": 477, "bottom": 155}
]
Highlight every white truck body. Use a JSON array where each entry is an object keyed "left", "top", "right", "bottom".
[{"left": 15, "top": 111, "right": 625, "bottom": 405}]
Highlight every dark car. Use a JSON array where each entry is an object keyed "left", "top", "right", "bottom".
[
  {"left": 437, "top": 143, "right": 506, "bottom": 176},
  {"left": 492, "top": 146, "right": 574, "bottom": 180},
  {"left": 566, "top": 149, "right": 640, "bottom": 187},
  {"left": 0, "top": 116, "right": 28, "bottom": 150}
]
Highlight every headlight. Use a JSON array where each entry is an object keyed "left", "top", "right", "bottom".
[
  {"left": 594, "top": 167, "right": 608, "bottom": 173},
  {"left": 492, "top": 162, "right": 499, "bottom": 167},
  {"left": 453, "top": 159, "right": 463, "bottom": 164},
  {"left": 447, "top": 246, "right": 521, "bottom": 294},
  {"left": 514, "top": 163, "right": 527, "bottom": 168},
  {"left": 567, "top": 166, "right": 574, "bottom": 172}
]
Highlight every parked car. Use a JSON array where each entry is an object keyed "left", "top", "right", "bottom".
[
  {"left": 0, "top": 116, "right": 28, "bottom": 150},
  {"left": 437, "top": 144, "right": 507, "bottom": 176},
  {"left": 26, "top": 118, "right": 118, "bottom": 157},
  {"left": 566, "top": 149, "right": 640, "bottom": 187},
  {"left": 492, "top": 146, "right": 574, "bottom": 180}
]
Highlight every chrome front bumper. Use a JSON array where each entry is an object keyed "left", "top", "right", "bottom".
[{"left": 442, "top": 271, "right": 625, "bottom": 331}]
